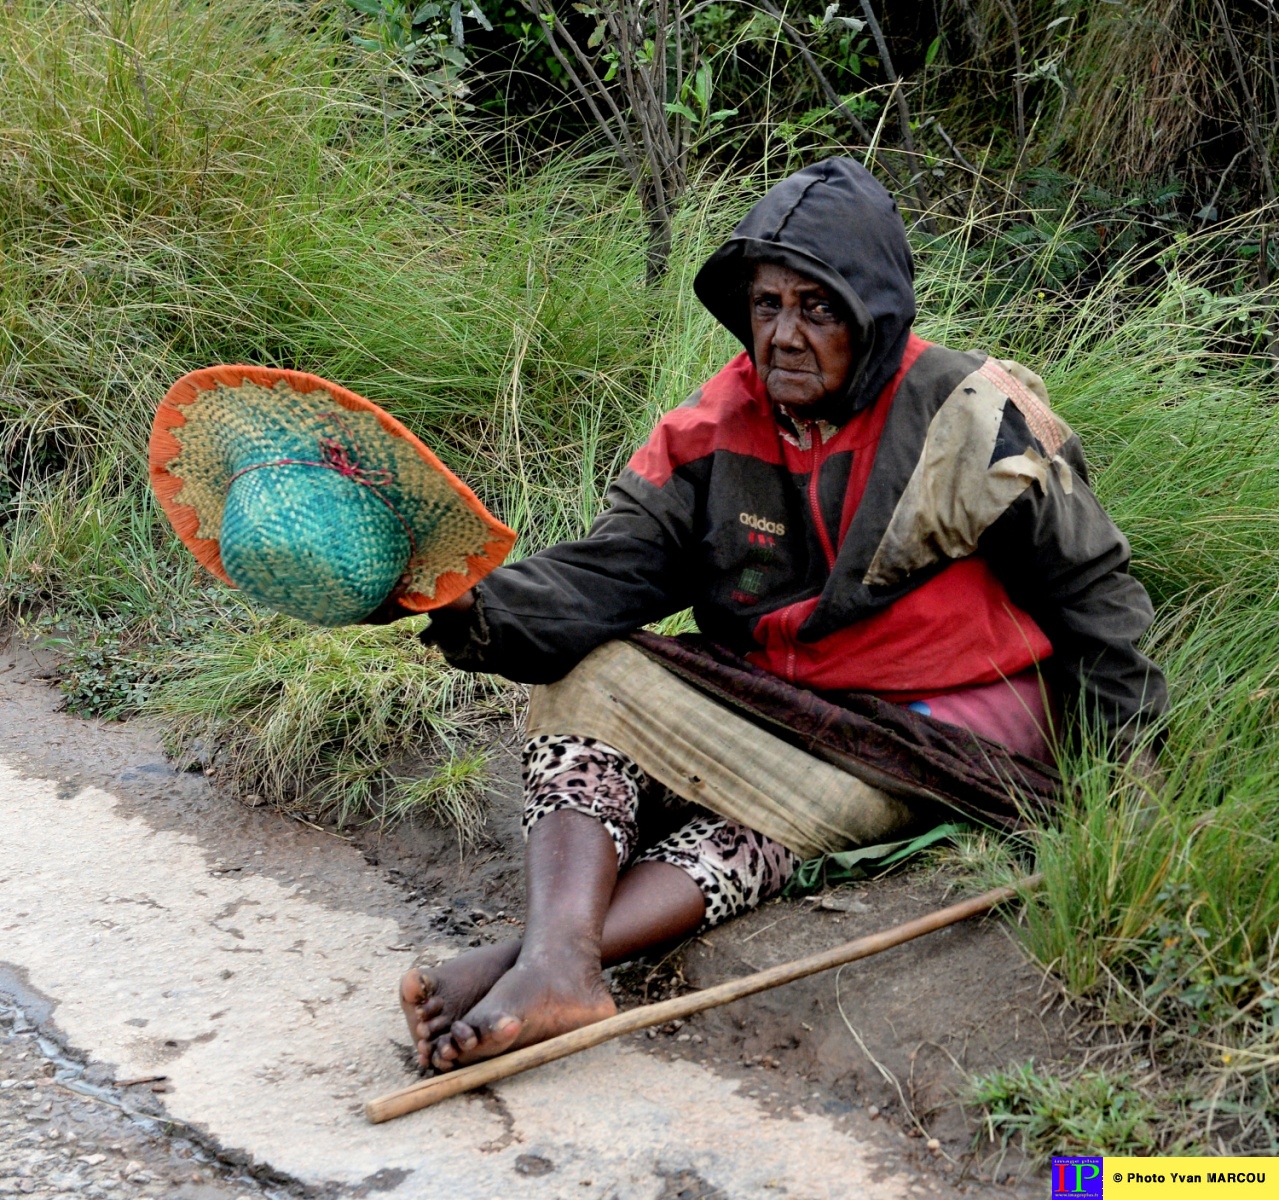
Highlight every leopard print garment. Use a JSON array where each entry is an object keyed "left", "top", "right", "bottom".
[
  {"left": 521, "top": 734, "right": 650, "bottom": 863},
  {"left": 522, "top": 734, "right": 799, "bottom": 928},
  {"left": 634, "top": 816, "right": 800, "bottom": 928}
]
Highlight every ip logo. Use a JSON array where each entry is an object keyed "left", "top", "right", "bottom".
[{"left": 1051, "top": 1157, "right": 1104, "bottom": 1197}]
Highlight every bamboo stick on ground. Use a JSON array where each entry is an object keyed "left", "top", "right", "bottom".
[{"left": 366, "top": 874, "right": 1041, "bottom": 1123}]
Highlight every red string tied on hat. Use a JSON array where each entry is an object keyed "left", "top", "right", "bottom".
[
  {"left": 314, "top": 433, "right": 395, "bottom": 488},
  {"left": 227, "top": 411, "right": 417, "bottom": 558}
]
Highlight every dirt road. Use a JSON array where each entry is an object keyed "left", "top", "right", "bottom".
[{"left": 0, "top": 642, "right": 1058, "bottom": 1198}]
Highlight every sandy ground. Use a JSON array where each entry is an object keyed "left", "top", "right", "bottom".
[{"left": 0, "top": 639, "right": 1069, "bottom": 1198}]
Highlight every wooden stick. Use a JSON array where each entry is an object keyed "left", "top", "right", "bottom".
[{"left": 366, "top": 876, "right": 1041, "bottom": 1123}]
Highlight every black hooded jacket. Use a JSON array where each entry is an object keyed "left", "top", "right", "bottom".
[
  {"left": 426, "top": 159, "right": 1167, "bottom": 741},
  {"left": 694, "top": 158, "right": 915, "bottom": 415}
]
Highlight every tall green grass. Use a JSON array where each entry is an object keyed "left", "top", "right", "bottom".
[
  {"left": 0, "top": 0, "right": 740, "bottom": 833},
  {"left": 927, "top": 250, "right": 1279, "bottom": 1152},
  {"left": 0, "top": 0, "right": 705, "bottom": 617}
]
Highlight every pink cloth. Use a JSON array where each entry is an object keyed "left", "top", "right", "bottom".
[{"left": 908, "top": 669, "right": 1057, "bottom": 763}]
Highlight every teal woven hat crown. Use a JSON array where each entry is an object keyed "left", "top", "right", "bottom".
[
  {"left": 149, "top": 367, "right": 517, "bottom": 625},
  {"left": 219, "top": 420, "right": 415, "bottom": 625}
]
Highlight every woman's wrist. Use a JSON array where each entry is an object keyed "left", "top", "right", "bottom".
[{"left": 362, "top": 595, "right": 410, "bottom": 625}]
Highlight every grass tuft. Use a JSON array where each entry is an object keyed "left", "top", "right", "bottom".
[
  {"left": 966, "top": 1060, "right": 1165, "bottom": 1160},
  {"left": 146, "top": 607, "right": 515, "bottom": 833},
  {"left": 385, "top": 749, "right": 492, "bottom": 850}
]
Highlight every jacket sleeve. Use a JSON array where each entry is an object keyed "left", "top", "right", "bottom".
[
  {"left": 979, "top": 430, "right": 1167, "bottom": 747},
  {"left": 422, "top": 470, "right": 698, "bottom": 683}
]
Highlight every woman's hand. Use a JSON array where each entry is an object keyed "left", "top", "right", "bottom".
[
  {"left": 442, "top": 588, "right": 475, "bottom": 612},
  {"left": 361, "top": 594, "right": 410, "bottom": 625},
  {"left": 363, "top": 587, "right": 475, "bottom": 625}
]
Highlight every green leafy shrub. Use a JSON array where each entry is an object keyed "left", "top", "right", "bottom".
[{"left": 58, "top": 634, "right": 155, "bottom": 720}]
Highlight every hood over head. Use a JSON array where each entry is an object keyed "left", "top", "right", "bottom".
[{"left": 694, "top": 158, "right": 916, "bottom": 417}]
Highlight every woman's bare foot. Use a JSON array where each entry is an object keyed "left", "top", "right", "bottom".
[
  {"left": 399, "top": 940, "right": 521, "bottom": 1068},
  {"left": 429, "top": 947, "right": 616, "bottom": 1071}
]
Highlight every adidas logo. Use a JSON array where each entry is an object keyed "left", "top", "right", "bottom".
[{"left": 739, "top": 511, "right": 786, "bottom": 536}]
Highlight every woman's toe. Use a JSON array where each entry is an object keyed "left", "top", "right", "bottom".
[
  {"left": 431, "top": 1037, "right": 459, "bottom": 1071},
  {"left": 471, "top": 1012, "right": 522, "bottom": 1055},
  {"left": 449, "top": 1020, "right": 480, "bottom": 1053},
  {"left": 400, "top": 968, "right": 427, "bottom": 1007}
]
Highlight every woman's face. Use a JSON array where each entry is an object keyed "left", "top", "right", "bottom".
[{"left": 749, "top": 262, "right": 854, "bottom": 411}]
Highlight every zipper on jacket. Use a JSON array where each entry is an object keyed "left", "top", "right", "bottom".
[
  {"left": 808, "top": 440, "right": 838, "bottom": 571},
  {"left": 781, "top": 610, "right": 798, "bottom": 682}
]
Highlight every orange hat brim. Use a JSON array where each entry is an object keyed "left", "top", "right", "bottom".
[{"left": 149, "top": 365, "right": 516, "bottom": 611}]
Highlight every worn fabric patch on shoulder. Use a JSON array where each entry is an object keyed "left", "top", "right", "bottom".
[{"left": 863, "top": 357, "right": 1074, "bottom": 588}]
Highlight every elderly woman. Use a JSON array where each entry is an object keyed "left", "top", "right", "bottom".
[{"left": 398, "top": 158, "right": 1166, "bottom": 1072}]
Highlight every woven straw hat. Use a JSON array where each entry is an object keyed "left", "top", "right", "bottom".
[{"left": 149, "top": 365, "right": 516, "bottom": 626}]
